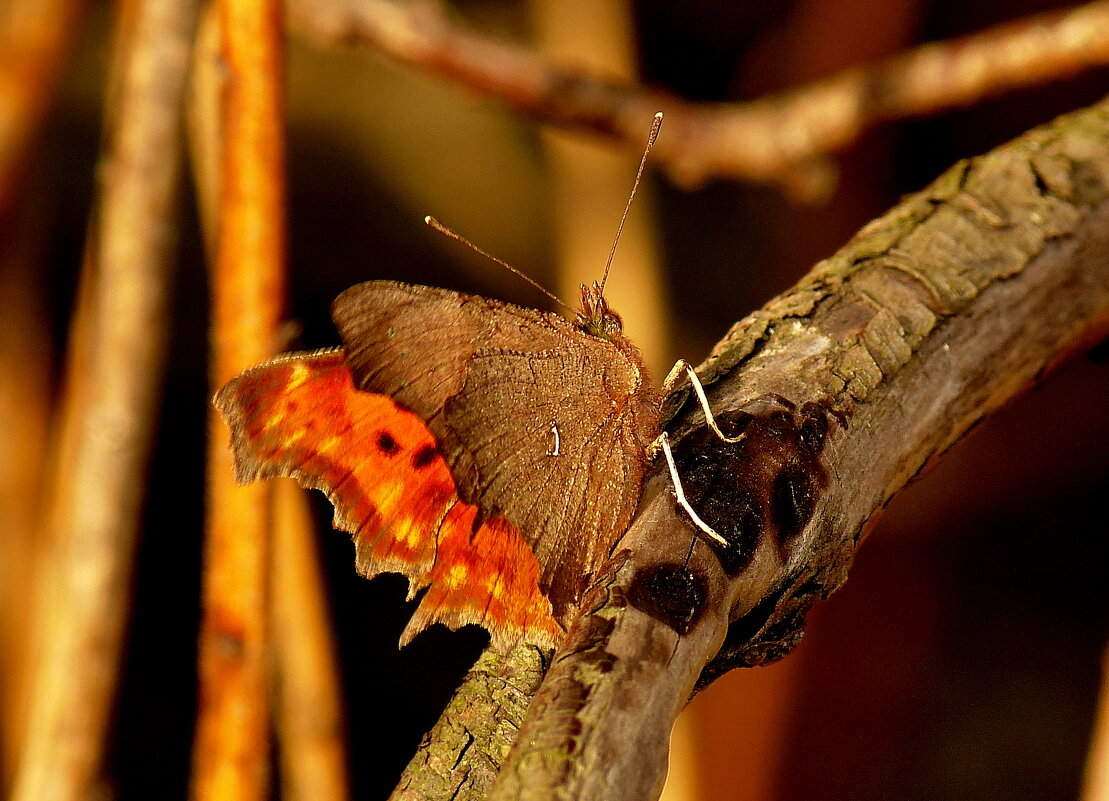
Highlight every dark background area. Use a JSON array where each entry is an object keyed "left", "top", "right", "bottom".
[{"left": 14, "top": 0, "right": 1109, "bottom": 798}]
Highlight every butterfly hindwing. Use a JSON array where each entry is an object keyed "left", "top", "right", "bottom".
[
  {"left": 214, "top": 348, "right": 562, "bottom": 650},
  {"left": 446, "top": 345, "right": 650, "bottom": 616}
]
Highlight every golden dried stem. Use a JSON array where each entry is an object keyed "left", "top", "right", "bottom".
[
  {"left": 1082, "top": 646, "right": 1109, "bottom": 801},
  {"left": 0, "top": 230, "right": 51, "bottom": 791},
  {"left": 191, "top": 0, "right": 286, "bottom": 797}
]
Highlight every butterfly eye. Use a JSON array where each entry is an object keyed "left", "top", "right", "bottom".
[{"left": 602, "top": 310, "right": 624, "bottom": 336}]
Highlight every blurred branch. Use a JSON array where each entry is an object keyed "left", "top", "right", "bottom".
[
  {"left": 288, "top": 0, "right": 1109, "bottom": 199},
  {"left": 400, "top": 98, "right": 1109, "bottom": 801},
  {"left": 190, "top": 0, "right": 286, "bottom": 799},
  {"left": 8, "top": 0, "right": 197, "bottom": 798},
  {"left": 192, "top": 4, "right": 349, "bottom": 799},
  {"left": 272, "top": 482, "right": 350, "bottom": 801},
  {"left": 0, "top": 213, "right": 52, "bottom": 791},
  {"left": 0, "top": 0, "right": 87, "bottom": 214}
]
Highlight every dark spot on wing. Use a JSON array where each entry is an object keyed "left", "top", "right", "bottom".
[
  {"left": 376, "top": 430, "right": 401, "bottom": 456},
  {"left": 412, "top": 443, "right": 438, "bottom": 470}
]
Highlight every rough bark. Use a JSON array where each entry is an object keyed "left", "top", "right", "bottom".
[
  {"left": 400, "top": 96, "right": 1109, "bottom": 801},
  {"left": 389, "top": 646, "right": 547, "bottom": 801}
]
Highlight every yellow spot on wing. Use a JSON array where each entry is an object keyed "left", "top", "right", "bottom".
[
  {"left": 447, "top": 564, "right": 468, "bottom": 588},
  {"left": 374, "top": 480, "right": 404, "bottom": 517},
  {"left": 317, "top": 436, "right": 341, "bottom": 453},
  {"left": 391, "top": 517, "right": 421, "bottom": 548},
  {"left": 285, "top": 362, "right": 310, "bottom": 392},
  {"left": 281, "top": 429, "right": 305, "bottom": 447}
]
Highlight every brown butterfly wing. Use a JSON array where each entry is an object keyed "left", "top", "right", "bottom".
[
  {"left": 331, "top": 280, "right": 659, "bottom": 620},
  {"left": 332, "top": 282, "right": 481, "bottom": 486}
]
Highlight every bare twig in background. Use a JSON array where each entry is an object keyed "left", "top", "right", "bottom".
[
  {"left": 272, "top": 481, "right": 350, "bottom": 801},
  {"left": 191, "top": 0, "right": 285, "bottom": 798},
  {"left": 186, "top": 2, "right": 224, "bottom": 257},
  {"left": 0, "top": 0, "right": 87, "bottom": 214},
  {"left": 0, "top": 221, "right": 52, "bottom": 790},
  {"left": 288, "top": 0, "right": 1109, "bottom": 198},
  {"left": 7, "top": 0, "right": 198, "bottom": 797},
  {"left": 191, "top": 4, "right": 349, "bottom": 798}
]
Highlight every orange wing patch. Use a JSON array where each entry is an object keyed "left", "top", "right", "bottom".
[{"left": 214, "top": 348, "right": 562, "bottom": 651}]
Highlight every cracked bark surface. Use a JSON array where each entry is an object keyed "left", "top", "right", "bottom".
[
  {"left": 395, "top": 97, "right": 1109, "bottom": 801},
  {"left": 389, "top": 646, "right": 546, "bottom": 801}
]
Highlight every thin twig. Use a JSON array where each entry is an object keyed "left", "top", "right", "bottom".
[
  {"left": 192, "top": 5, "right": 349, "bottom": 796},
  {"left": 8, "top": 0, "right": 197, "bottom": 797},
  {"left": 191, "top": 0, "right": 286, "bottom": 799},
  {"left": 272, "top": 481, "right": 350, "bottom": 801},
  {"left": 0, "top": 215, "right": 52, "bottom": 790},
  {"left": 288, "top": 0, "right": 1109, "bottom": 198}
]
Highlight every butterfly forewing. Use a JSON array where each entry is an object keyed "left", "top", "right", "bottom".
[{"left": 331, "top": 280, "right": 659, "bottom": 621}]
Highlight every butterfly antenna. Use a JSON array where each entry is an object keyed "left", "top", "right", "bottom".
[
  {"left": 424, "top": 216, "right": 577, "bottom": 317},
  {"left": 599, "top": 111, "right": 663, "bottom": 295}
]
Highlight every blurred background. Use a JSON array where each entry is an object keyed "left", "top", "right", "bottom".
[{"left": 2, "top": 0, "right": 1109, "bottom": 799}]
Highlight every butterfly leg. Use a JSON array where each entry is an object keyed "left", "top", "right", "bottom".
[
  {"left": 650, "top": 360, "right": 747, "bottom": 548},
  {"left": 656, "top": 433, "right": 729, "bottom": 547},
  {"left": 661, "top": 360, "right": 746, "bottom": 445}
]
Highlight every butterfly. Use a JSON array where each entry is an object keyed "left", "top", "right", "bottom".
[{"left": 214, "top": 114, "right": 715, "bottom": 651}]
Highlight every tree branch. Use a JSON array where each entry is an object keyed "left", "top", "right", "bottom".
[
  {"left": 389, "top": 645, "right": 546, "bottom": 801},
  {"left": 287, "top": 0, "right": 1109, "bottom": 198},
  {"left": 393, "top": 96, "right": 1109, "bottom": 800}
]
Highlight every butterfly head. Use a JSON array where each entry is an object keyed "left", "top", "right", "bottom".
[{"left": 578, "top": 281, "right": 624, "bottom": 341}]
